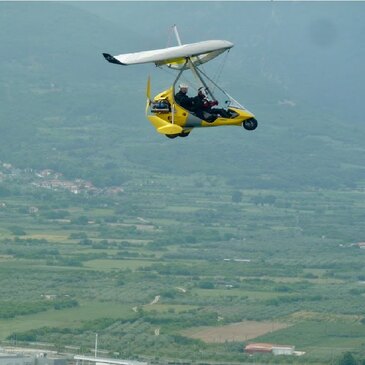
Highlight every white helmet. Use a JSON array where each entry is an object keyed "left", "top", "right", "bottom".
[{"left": 179, "top": 83, "right": 188, "bottom": 89}]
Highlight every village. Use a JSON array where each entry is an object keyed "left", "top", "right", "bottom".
[{"left": 0, "top": 162, "right": 123, "bottom": 197}]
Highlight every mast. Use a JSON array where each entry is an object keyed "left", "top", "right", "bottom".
[
  {"left": 173, "top": 24, "right": 216, "bottom": 100},
  {"left": 173, "top": 24, "right": 182, "bottom": 46}
]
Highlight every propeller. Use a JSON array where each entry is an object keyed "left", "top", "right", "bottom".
[
  {"left": 146, "top": 75, "right": 151, "bottom": 101},
  {"left": 146, "top": 76, "right": 152, "bottom": 115}
]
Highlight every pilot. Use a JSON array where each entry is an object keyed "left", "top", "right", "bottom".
[
  {"left": 192, "top": 87, "right": 230, "bottom": 122},
  {"left": 174, "top": 84, "right": 195, "bottom": 111}
]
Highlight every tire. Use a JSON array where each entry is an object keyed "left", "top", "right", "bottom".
[
  {"left": 243, "top": 118, "right": 258, "bottom": 131},
  {"left": 179, "top": 131, "right": 190, "bottom": 138},
  {"left": 165, "top": 134, "right": 178, "bottom": 139}
]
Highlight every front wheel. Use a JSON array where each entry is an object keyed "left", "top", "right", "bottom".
[
  {"left": 179, "top": 131, "right": 190, "bottom": 138},
  {"left": 243, "top": 118, "right": 258, "bottom": 131},
  {"left": 165, "top": 134, "right": 179, "bottom": 139}
]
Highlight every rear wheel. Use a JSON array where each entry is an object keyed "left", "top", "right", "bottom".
[
  {"left": 179, "top": 131, "right": 190, "bottom": 138},
  {"left": 243, "top": 118, "right": 258, "bottom": 131},
  {"left": 165, "top": 134, "right": 179, "bottom": 139}
]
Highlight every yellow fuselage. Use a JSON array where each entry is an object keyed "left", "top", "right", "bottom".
[{"left": 147, "top": 87, "right": 256, "bottom": 136}]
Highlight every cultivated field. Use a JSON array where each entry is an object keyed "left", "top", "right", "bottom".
[
  {"left": 181, "top": 320, "right": 289, "bottom": 343},
  {"left": 0, "top": 174, "right": 364, "bottom": 364}
]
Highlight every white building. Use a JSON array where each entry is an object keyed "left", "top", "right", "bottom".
[
  {"left": 0, "top": 351, "right": 66, "bottom": 365},
  {"left": 272, "top": 346, "right": 295, "bottom": 356},
  {"left": 245, "top": 343, "right": 296, "bottom": 356},
  {"left": 0, "top": 353, "right": 33, "bottom": 365}
]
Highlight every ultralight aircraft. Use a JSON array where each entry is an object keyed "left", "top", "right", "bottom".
[{"left": 103, "top": 26, "right": 258, "bottom": 138}]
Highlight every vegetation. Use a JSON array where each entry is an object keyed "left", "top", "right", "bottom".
[{"left": 0, "top": 172, "right": 364, "bottom": 363}]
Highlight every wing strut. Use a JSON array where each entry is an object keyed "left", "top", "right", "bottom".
[
  {"left": 197, "top": 67, "right": 249, "bottom": 111},
  {"left": 187, "top": 58, "right": 216, "bottom": 101}
]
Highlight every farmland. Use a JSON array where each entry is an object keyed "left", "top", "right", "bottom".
[
  {"left": 181, "top": 321, "right": 290, "bottom": 342},
  {"left": 0, "top": 166, "right": 364, "bottom": 364}
]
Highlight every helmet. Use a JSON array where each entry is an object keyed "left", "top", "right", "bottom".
[
  {"left": 179, "top": 83, "right": 188, "bottom": 89},
  {"left": 198, "top": 87, "right": 206, "bottom": 96}
]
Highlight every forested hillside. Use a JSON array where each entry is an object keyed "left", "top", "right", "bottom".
[{"left": 0, "top": 2, "right": 364, "bottom": 189}]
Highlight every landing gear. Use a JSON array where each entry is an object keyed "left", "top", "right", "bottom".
[
  {"left": 165, "top": 131, "right": 190, "bottom": 139},
  {"left": 243, "top": 118, "right": 258, "bottom": 131}
]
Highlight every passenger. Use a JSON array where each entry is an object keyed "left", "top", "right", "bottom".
[
  {"left": 192, "top": 87, "right": 230, "bottom": 122},
  {"left": 174, "top": 84, "right": 195, "bottom": 111}
]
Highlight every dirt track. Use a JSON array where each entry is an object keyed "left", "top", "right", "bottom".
[{"left": 181, "top": 320, "right": 289, "bottom": 343}]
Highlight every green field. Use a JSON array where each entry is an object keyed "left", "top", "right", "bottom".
[
  {"left": 1, "top": 182, "right": 364, "bottom": 364},
  {"left": 0, "top": 302, "right": 135, "bottom": 339}
]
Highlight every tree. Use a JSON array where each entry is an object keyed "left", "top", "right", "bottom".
[
  {"left": 72, "top": 215, "right": 89, "bottom": 225},
  {"left": 8, "top": 226, "right": 26, "bottom": 236},
  {"left": 198, "top": 281, "right": 214, "bottom": 289},
  {"left": 231, "top": 190, "right": 242, "bottom": 203},
  {"left": 339, "top": 352, "right": 357, "bottom": 365},
  {"left": 0, "top": 184, "right": 11, "bottom": 197}
]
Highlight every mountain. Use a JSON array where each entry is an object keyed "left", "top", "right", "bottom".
[{"left": 0, "top": 2, "right": 364, "bottom": 189}]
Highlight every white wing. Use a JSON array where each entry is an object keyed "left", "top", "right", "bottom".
[{"left": 103, "top": 40, "right": 233, "bottom": 69}]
